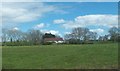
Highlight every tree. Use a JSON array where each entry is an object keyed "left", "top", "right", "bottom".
[
  {"left": 42, "top": 33, "right": 56, "bottom": 39},
  {"left": 64, "top": 33, "right": 78, "bottom": 44},
  {"left": 7, "top": 29, "right": 24, "bottom": 42},
  {"left": 64, "top": 27, "right": 98, "bottom": 44},
  {"left": 98, "top": 36, "right": 103, "bottom": 41},
  {"left": 2, "top": 28, "right": 8, "bottom": 43},
  {"left": 86, "top": 31, "right": 98, "bottom": 41},
  {"left": 71, "top": 27, "right": 91, "bottom": 42},
  {"left": 27, "top": 29, "right": 43, "bottom": 45},
  {"left": 103, "top": 35, "right": 109, "bottom": 41},
  {"left": 109, "top": 27, "right": 119, "bottom": 42}
]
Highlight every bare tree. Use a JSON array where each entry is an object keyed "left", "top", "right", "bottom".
[
  {"left": 71, "top": 27, "right": 90, "bottom": 42},
  {"left": 6, "top": 29, "right": 23, "bottom": 42},
  {"left": 2, "top": 28, "right": 9, "bottom": 43},
  {"left": 103, "top": 35, "right": 109, "bottom": 41},
  {"left": 27, "top": 29, "right": 43, "bottom": 45},
  {"left": 109, "top": 27, "right": 119, "bottom": 42},
  {"left": 64, "top": 27, "right": 97, "bottom": 44},
  {"left": 98, "top": 36, "right": 103, "bottom": 41},
  {"left": 88, "top": 32, "right": 98, "bottom": 41},
  {"left": 64, "top": 33, "right": 75, "bottom": 43}
]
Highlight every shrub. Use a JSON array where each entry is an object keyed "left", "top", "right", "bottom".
[{"left": 42, "top": 42, "right": 53, "bottom": 45}]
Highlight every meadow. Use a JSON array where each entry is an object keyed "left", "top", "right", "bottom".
[{"left": 2, "top": 43, "right": 118, "bottom": 69}]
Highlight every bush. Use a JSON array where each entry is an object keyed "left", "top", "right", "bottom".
[
  {"left": 42, "top": 42, "right": 53, "bottom": 45},
  {"left": 2, "top": 41, "right": 33, "bottom": 46}
]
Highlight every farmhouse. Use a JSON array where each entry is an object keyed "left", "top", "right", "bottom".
[{"left": 44, "top": 38, "right": 64, "bottom": 43}]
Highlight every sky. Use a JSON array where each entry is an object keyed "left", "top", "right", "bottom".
[
  {"left": 1, "top": 0, "right": 120, "bottom": 2},
  {"left": 1, "top": 2, "right": 118, "bottom": 37}
]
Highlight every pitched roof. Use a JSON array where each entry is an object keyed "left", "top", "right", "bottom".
[{"left": 44, "top": 38, "right": 63, "bottom": 41}]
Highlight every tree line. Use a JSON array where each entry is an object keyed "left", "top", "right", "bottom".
[
  {"left": 2, "top": 29, "right": 47, "bottom": 46},
  {"left": 1, "top": 26, "right": 120, "bottom": 46},
  {"left": 64, "top": 27, "right": 97, "bottom": 44},
  {"left": 64, "top": 27, "right": 119, "bottom": 44}
]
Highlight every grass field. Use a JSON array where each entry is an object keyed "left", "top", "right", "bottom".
[{"left": 2, "top": 43, "right": 118, "bottom": 69}]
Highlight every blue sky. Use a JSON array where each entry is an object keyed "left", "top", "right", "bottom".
[{"left": 2, "top": 2, "right": 118, "bottom": 37}]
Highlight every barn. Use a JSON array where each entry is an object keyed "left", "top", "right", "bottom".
[{"left": 44, "top": 38, "right": 64, "bottom": 43}]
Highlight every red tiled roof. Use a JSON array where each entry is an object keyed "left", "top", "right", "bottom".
[{"left": 44, "top": 38, "right": 63, "bottom": 41}]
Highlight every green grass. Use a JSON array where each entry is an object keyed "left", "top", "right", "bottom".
[{"left": 2, "top": 43, "right": 118, "bottom": 69}]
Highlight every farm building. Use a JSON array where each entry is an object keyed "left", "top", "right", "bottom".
[{"left": 44, "top": 38, "right": 64, "bottom": 43}]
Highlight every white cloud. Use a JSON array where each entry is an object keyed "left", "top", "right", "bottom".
[
  {"left": 48, "top": 30, "right": 59, "bottom": 35},
  {"left": 65, "top": 32, "right": 71, "bottom": 34},
  {"left": 53, "top": 19, "right": 65, "bottom": 24},
  {"left": 63, "top": 21, "right": 83, "bottom": 29},
  {"left": 90, "top": 28, "right": 104, "bottom": 33},
  {"left": 34, "top": 23, "right": 45, "bottom": 29},
  {"left": 63, "top": 15, "right": 118, "bottom": 29},
  {"left": 1, "top": 2, "right": 56, "bottom": 28},
  {"left": 13, "top": 27, "right": 19, "bottom": 31}
]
